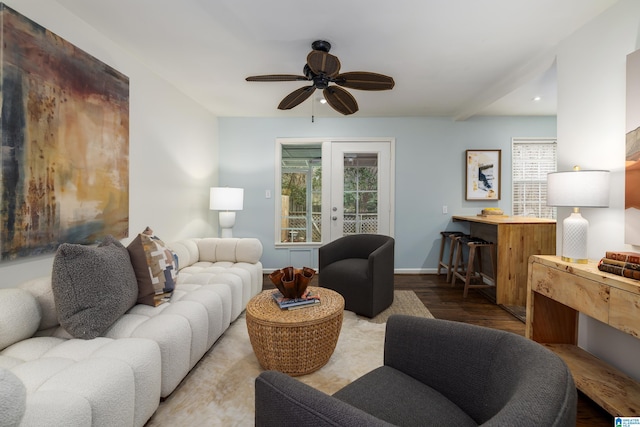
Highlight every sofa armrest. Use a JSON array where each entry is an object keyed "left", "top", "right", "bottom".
[{"left": 255, "top": 371, "right": 393, "bottom": 427}]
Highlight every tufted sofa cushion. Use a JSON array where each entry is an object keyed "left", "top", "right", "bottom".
[
  {"left": 19, "top": 278, "right": 59, "bottom": 331},
  {"left": 168, "top": 238, "right": 263, "bottom": 320},
  {"left": 0, "top": 368, "right": 26, "bottom": 426},
  {"left": 0, "top": 334, "right": 161, "bottom": 427},
  {"left": 0, "top": 289, "right": 41, "bottom": 351}
]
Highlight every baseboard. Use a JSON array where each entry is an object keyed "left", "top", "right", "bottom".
[{"left": 393, "top": 268, "right": 438, "bottom": 275}]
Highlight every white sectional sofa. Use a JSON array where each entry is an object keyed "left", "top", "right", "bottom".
[{"left": 0, "top": 237, "right": 263, "bottom": 427}]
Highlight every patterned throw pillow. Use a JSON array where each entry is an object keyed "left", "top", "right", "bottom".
[{"left": 127, "top": 227, "right": 178, "bottom": 306}]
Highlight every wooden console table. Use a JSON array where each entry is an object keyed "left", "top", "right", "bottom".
[
  {"left": 526, "top": 255, "right": 640, "bottom": 416},
  {"left": 452, "top": 215, "right": 555, "bottom": 306}
]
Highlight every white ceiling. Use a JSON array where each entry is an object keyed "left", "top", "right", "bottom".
[{"left": 54, "top": 0, "right": 618, "bottom": 119}]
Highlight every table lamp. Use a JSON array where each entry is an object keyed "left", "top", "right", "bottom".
[
  {"left": 546, "top": 167, "right": 610, "bottom": 263},
  {"left": 210, "top": 187, "right": 244, "bottom": 238}
]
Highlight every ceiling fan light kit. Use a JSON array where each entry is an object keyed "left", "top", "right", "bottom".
[{"left": 246, "top": 40, "right": 395, "bottom": 115}]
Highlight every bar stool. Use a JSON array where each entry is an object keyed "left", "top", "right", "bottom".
[
  {"left": 437, "top": 231, "right": 465, "bottom": 282},
  {"left": 451, "top": 236, "right": 496, "bottom": 298},
  {"left": 449, "top": 234, "right": 470, "bottom": 284}
]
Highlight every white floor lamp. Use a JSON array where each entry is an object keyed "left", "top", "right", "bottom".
[
  {"left": 547, "top": 167, "right": 610, "bottom": 263},
  {"left": 210, "top": 187, "right": 244, "bottom": 238}
]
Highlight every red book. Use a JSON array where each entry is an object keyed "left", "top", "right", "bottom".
[{"left": 605, "top": 251, "right": 640, "bottom": 264}]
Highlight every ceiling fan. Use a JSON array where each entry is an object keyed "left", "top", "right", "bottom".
[{"left": 245, "top": 40, "right": 395, "bottom": 115}]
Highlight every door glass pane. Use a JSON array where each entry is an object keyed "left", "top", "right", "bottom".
[
  {"left": 343, "top": 152, "right": 378, "bottom": 235},
  {"left": 280, "top": 144, "right": 322, "bottom": 243}
]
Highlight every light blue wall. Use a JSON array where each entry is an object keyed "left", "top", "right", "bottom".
[{"left": 219, "top": 116, "right": 556, "bottom": 271}]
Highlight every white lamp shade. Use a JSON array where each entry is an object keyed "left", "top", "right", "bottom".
[
  {"left": 210, "top": 187, "right": 244, "bottom": 211},
  {"left": 547, "top": 170, "right": 610, "bottom": 208}
]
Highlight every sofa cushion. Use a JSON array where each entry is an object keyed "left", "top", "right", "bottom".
[
  {"left": 19, "top": 278, "right": 59, "bottom": 331},
  {"left": 166, "top": 239, "right": 200, "bottom": 269},
  {"left": 196, "top": 238, "right": 263, "bottom": 264},
  {"left": 51, "top": 235, "right": 138, "bottom": 339},
  {"left": 0, "top": 368, "right": 26, "bottom": 426},
  {"left": 0, "top": 289, "right": 41, "bottom": 351},
  {"left": 127, "top": 227, "right": 178, "bottom": 306}
]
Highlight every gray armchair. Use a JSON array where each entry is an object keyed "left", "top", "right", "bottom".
[
  {"left": 318, "top": 234, "right": 394, "bottom": 318},
  {"left": 255, "top": 315, "right": 577, "bottom": 427}
]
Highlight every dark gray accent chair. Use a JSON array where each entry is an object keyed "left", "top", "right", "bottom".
[
  {"left": 318, "top": 234, "right": 394, "bottom": 318},
  {"left": 255, "top": 315, "right": 577, "bottom": 427}
]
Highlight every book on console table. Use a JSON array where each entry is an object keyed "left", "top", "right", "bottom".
[
  {"left": 605, "top": 251, "right": 640, "bottom": 264},
  {"left": 597, "top": 258, "right": 640, "bottom": 280},
  {"left": 272, "top": 290, "right": 321, "bottom": 310}
]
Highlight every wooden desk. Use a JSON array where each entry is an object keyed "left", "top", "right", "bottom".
[
  {"left": 452, "top": 215, "right": 556, "bottom": 306},
  {"left": 526, "top": 255, "right": 640, "bottom": 416}
]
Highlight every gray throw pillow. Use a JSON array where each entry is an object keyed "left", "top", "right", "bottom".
[{"left": 51, "top": 235, "right": 138, "bottom": 339}]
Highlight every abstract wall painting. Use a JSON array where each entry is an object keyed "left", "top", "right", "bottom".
[
  {"left": 626, "top": 49, "right": 640, "bottom": 246},
  {"left": 0, "top": 4, "right": 129, "bottom": 260},
  {"left": 465, "top": 150, "right": 501, "bottom": 200}
]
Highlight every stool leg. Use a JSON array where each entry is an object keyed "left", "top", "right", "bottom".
[
  {"left": 451, "top": 239, "right": 463, "bottom": 286},
  {"left": 446, "top": 235, "right": 458, "bottom": 282},
  {"left": 437, "top": 233, "right": 446, "bottom": 276},
  {"left": 463, "top": 244, "right": 477, "bottom": 298}
]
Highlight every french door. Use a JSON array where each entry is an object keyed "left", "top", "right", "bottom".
[{"left": 328, "top": 141, "right": 394, "bottom": 241}]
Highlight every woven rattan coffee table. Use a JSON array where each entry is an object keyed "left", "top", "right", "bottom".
[{"left": 246, "top": 286, "right": 344, "bottom": 376}]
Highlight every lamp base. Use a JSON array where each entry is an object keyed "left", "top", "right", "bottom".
[
  {"left": 218, "top": 211, "right": 236, "bottom": 238},
  {"left": 561, "top": 212, "right": 589, "bottom": 263}
]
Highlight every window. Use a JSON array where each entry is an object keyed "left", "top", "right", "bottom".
[
  {"left": 278, "top": 143, "right": 322, "bottom": 243},
  {"left": 512, "top": 138, "right": 557, "bottom": 219},
  {"left": 343, "top": 154, "right": 378, "bottom": 235}
]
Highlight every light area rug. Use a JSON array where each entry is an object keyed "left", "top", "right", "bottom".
[{"left": 145, "top": 291, "right": 433, "bottom": 426}]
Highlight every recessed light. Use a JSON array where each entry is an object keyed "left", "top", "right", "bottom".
[
  {"left": 532, "top": 96, "right": 542, "bottom": 101},
  {"left": 319, "top": 98, "right": 327, "bottom": 104}
]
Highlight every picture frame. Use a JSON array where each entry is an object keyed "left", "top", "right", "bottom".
[{"left": 465, "top": 150, "right": 501, "bottom": 200}]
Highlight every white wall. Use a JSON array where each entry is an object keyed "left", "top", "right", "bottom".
[
  {"left": 0, "top": 1, "right": 219, "bottom": 288},
  {"left": 557, "top": 0, "right": 640, "bottom": 381}
]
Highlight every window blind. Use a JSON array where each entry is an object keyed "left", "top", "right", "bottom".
[{"left": 512, "top": 139, "right": 557, "bottom": 218}]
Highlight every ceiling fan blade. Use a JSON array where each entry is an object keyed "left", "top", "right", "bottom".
[
  {"left": 278, "top": 86, "right": 316, "bottom": 110},
  {"left": 246, "top": 74, "right": 309, "bottom": 82},
  {"left": 334, "top": 72, "right": 395, "bottom": 91},
  {"left": 323, "top": 86, "right": 358, "bottom": 115},
  {"left": 307, "top": 51, "right": 341, "bottom": 77}
]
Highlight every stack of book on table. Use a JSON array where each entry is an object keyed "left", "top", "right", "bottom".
[
  {"left": 597, "top": 251, "right": 640, "bottom": 280},
  {"left": 272, "top": 290, "right": 321, "bottom": 310}
]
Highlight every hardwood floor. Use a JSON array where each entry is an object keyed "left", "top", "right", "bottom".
[
  {"left": 263, "top": 273, "right": 612, "bottom": 425},
  {"left": 394, "top": 273, "right": 612, "bottom": 427}
]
